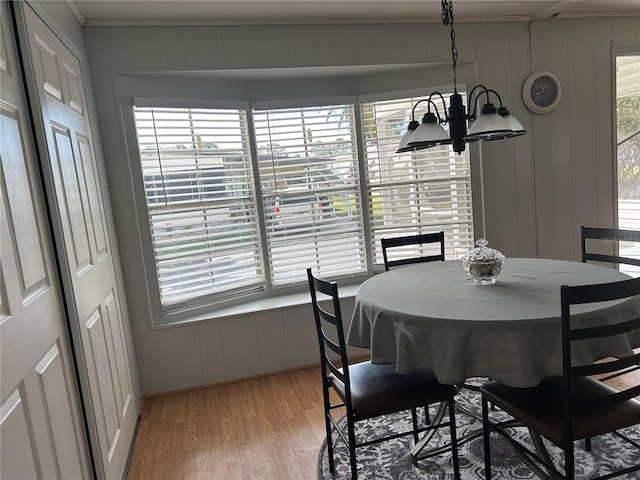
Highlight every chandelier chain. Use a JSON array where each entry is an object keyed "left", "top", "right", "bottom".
[{"left": 441, "top": 0, "right": 458, "bottom": 91}]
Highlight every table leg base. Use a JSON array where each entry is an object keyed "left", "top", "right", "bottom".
[{"left": 411, "top": 397, "right": 560, "bottom": 480}]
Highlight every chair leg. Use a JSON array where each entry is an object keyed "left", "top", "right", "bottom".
[
  {"left": 322, "top": 385, "right": 335, "bottom": 474},
  {"left": 482, "top": 394, "right": 492, "bottom": 480},
  {"left": 448, "top": 399, "right": 461, "bottom": 480},
  {"left": 564, "top": 438, "right": 574, "bottom": 479},
  {"left": 347, "top": 416, "right": 358, "bottom": 480},
  {"left": 325, "top": 413, "right": 335, "bottom": 474},
  {"left": 411, "top": 407, "right": 419, "bottom": 443}
]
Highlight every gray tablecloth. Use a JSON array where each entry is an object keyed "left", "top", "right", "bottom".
[{"left": 347, "top": 258, "right": 640, "bottom": 387}]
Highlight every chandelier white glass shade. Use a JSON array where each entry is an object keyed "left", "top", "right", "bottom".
[
  {"left": 396, "top": 0, "right": 526, "bottom": 155},
  {"left": 397, "top": 97, "right": 450, "bottom": 153},
  {"left": 465, "top": 86, "right": 526, "bottom": 141}
]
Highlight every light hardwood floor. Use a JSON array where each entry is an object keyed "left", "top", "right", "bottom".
[
  {"left": 127, "top": 366, "right": 338, "bottom": 480},
  {"left": 126, "top": 364, "right": 640, "bottom": 480}
]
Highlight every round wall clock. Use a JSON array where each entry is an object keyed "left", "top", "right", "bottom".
[{"left": 522, "top": 71, "right": 562, "bottom": 114}]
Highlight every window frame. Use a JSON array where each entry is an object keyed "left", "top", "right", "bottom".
[{"left": 615, "top": 50, "right": 640, "bottom": 277}]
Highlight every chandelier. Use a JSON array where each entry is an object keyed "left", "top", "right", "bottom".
[{"left": 397, "top": 0, "right": 526, "bottom": 155}]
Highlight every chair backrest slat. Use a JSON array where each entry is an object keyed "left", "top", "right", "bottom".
[
  {"left": 385, "top": 255, "right": 444, "bottom": 268},
  {"left": 565, "top": 277, "right": 640, "bottom": 304},
  {"left": 318, "top": 307, "right": 339, "bottom": 326},
  {"left": 582, "top": 385, "right": 640, "bottom": 408},
  {"left": 586, "top": 253, "right": 640, "bottom": 267},
  {"left": 323, "top": 334, "right": 342, "bottom": 356},
  {"left": 381, "top": 231, "right": 445, "bottom": 271},
  {"left": 324, "top": 353, "right": 345, "bottom": 382},
  {"left": 570, "top": 316, "right": 640, "bottom": 341},
  {"left": 573, "top": 352, "right": 640, "bottom": 377}
]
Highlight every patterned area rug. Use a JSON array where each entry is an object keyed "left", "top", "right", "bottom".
[{"left": 317, "top": 380, "right": 640, "bottom": 479}]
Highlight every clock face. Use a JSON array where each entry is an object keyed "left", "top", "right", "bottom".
[
  {"left": 529, "top": 76, "right": 558, "bottom": 108},
  {"left": 523, "top": 71, "right": 562, "bottom": 114}
]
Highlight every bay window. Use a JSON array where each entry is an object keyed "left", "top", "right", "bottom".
[{"left": 132, "top": 92, "right": 474, "bottom": 316}]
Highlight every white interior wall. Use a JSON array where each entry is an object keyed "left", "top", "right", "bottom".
[
  {"left": 83, "top": 16, "right": 640, "bottom": 395},
  {"left": 531, "top": 17, "right": 640, "bottom": 261}
]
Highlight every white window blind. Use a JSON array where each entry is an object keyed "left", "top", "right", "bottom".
[
  {"left": 360, "top": 95, "right": 475, "bottom": 265},
  {"left": 131, "top": 95, "right": 475, "bottom": 315},
  {"left": 133, "top": 106, "right": 265, "bottom": 307},
  {"left": 253, "top": 105, "right": 367, "bottom": 284}
]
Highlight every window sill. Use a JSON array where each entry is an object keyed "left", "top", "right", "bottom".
[{"left": 152, "top": 281, "right": 362, "bottom": 329}]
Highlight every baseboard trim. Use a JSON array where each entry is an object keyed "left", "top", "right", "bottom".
[
  {"left": 140, "top": 354, "right": 370, "bottom": 402},
  {"left": 121, "top": 414, "right": 141, "bottom": 480}
]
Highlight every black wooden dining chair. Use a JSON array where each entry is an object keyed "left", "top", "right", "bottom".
[
  {"left": 582, "top": 226, "right": 640, "bottom": 392},
  {"left": 307, "top": 268, "right": 461, "bottom": 480},
  {"left": 581, "top": 225, "right": 640, "bottom": 268},
  {"left": 381, "top": 231, "right": 445, "bottom": 271},
  {"left": 481, "top": 276, "right": 640, "bottom": 480}
]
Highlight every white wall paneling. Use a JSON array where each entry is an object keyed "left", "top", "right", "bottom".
[
  {"left": 198, "top": 320, "right": 228, "bottom": 386},
  {"left": 255, "top": 310, "right": 289, "bottom": 374},
  {"left": 154, "top": 325, "right": 206, "bottom": 392},
  {"left": 567, "top": 20, "right": 601, "bottom": 256},
  {"left": 475, "top": 22, "right": 532, "bottom": 257},
  {"left": 530, "top": 17, "right": 640, "bottom": 261},
  {"left": 220, "top": 315, "right": 263, "bottom": 380}
]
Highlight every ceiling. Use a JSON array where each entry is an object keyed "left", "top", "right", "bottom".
[{"left": 69, "top": 0, "right": 640, "bottom": 27}]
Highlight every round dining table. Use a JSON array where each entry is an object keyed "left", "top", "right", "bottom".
[{"left": 347, "top": 257, "right": 640, "bottom": 388}]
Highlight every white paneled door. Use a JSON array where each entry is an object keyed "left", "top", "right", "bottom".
[
  {"left": 0, "top": 1, "right": 92, "bottom": 478},
  {"left": 10, "top": 3, "right": 139, "bottom": 479}
]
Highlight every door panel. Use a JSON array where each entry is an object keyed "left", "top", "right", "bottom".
[
  {"left": 50, "top": 123, "right": 92, "bottom": 270},
  {"left": 78, "top": 134, "right": 108, "bottom": 256},
  {"left": 35, "top": 342, "right": 87, "bottom": 480},
  {"left": 105, "top": 291, "right": 132, "bottom": 417},
  {"left": 1, "top": 389, "right": 40, "bottom": 480},
  {"left": 0, "top": 2, "right": 91, "bottom": 479},
  {"left": 1, "top": 105, "right": 48, "bottom": 293},
  {"left": 17, "top": 4, "right": 138, "bottom": 478}
]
